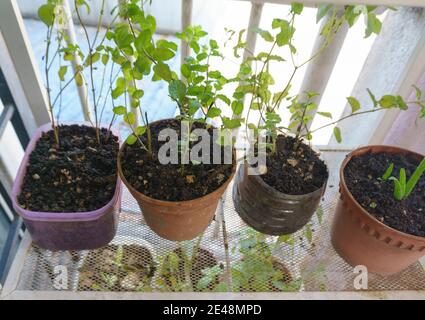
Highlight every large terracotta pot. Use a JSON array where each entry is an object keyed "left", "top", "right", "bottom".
[
  {"left": 331, "top": 145, "right": 425, "bottom": 276},
  {"left": 118, "top": 142, "right": 236, "bottom": 241},
  {"left": 233, "top": 162, "right": 327, "bottom": 236}
]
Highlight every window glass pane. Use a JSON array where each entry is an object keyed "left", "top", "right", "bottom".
[{"left": 0, "top": 204, "right": 10, "bottom": 257}]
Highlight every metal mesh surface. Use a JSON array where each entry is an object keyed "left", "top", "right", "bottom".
[{"left": 15, "top": 151, "right": 425, "bottom": 293}]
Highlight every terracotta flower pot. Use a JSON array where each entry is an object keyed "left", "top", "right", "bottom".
[
  {"left": 233, "top": 162, "right": 327, "bottom": 236},
  {"left": 118, "top": 144, "right": 236, "bottom": 241},
  {"left": 331, "top": 145, "right": 425, "bottom": 276}
]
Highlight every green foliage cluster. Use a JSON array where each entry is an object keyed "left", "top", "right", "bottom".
[
  {"left": 230, "top": 229, "right": 301, "bottom": 292},
  {"left": 227, "top": 3, "right": 425, "bottom": 152},
  {"left": 39, "top": 1, "right": 425, "bottom": 152}
]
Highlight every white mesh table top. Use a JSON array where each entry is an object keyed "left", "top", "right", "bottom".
[{"left": 9, "top": 150, "right": 425, "bottom": 295}]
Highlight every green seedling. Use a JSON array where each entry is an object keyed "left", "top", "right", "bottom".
[
  {"left": 381, "top": 163, "right": 394, "bottom": 181},
  {"left": 388, "top": 158, "right": 425, "bottom": 201}
]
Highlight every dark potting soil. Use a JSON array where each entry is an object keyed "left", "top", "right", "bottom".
[
  {"left": 344, "top": 152, "right": 425, "bottom": 237},
  {"left": 121, "top": 119, "right": 234, "bottom": 201},
  {"left": 260, "top": 135, "right": 328, "bottom": 195},
  {"left": 18, "top": 125, "right": 118, "bottom": 212}
]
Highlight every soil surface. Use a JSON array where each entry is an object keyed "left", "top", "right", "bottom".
[
  {"left": 78, "top": 244, "right": 156, "bottom": 291},
  {"left": 260, "top": 135, "right": 328, "bottom": 195},
  {"left": 18, "top": 125, "right": 118, "bottom": 212},
  {"left": 121, "top": 119, "right": 234, "bottom": 201},
  {"left": 160, "top": 248, "right": 220, "bottom": 291},
  {"left": 344, "top": 151, "right": 425, "bottom": 237}
]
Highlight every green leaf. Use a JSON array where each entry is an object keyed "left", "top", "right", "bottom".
[
  {"left": 153, "top": 62, "right": 172, "bottom": 82},
  {"left": 216, "top": 94, "right": 231, "bottom": 105},
  {"left": 405, "top": 158, "right": 425, "bottom": 198},
  {"left": 365, "top": 13, "right": 382, "bottom": 38},
  {"left": 113, "top": 106, "right": 126, "bottom": 115},
  {"left": 316, "top": 4, "right": 332, "bottom": 23},
  {"left": 251, "top": 27, "right": 274, "bottom": 42},
  {"left": 143, "top": 15, "right": 157, "bottom": 34},
  {"left": 266, "top": 111, "right": 281, "bottom": 124},
  {"left": 126, "top": 134, "right": 138, "bottom": 145},
  {"left": 222, "top": 117, "right": 241, "bottom": 129},
  {"left": 317, "top": 111, "right": 332, "bottom": 119},
  {"left": 250, "top": 102, "right": 261, "bottom": 110},
  {"left": 344, "top": 6, "right": 361, "bottom": 27},
  {"left": 188, "top": 99, "right": 201, "bottom": 116},
  {"left": 58, "top": 66, "right": 67, "bottom": 81},
  {"left": 132, "top": 89, "right": 144, "bottom": 99},
  {"left": 114, "top": 26, "right": 133, "bottom": 49},
  {"left": 347, "top": 96, "right": 361, "bottom": 113},
  {"left": 305, "top": 224, "right": 313, "bottom": 243},
  {"left": 333, "top": 127, "right": 342, "bottom": 143},
  {"left": 399, "top": 168, "right": 406, "bottom": 197},
  {"left": 306, "top": 91, "right": 320, "bottom": 99},
  {"left": 291, "top": 3, "right": 304, "bottom": 15},
  {"left": 135, "top": 30, "right": 152, "bottom": 51},
  {"left": 76, "top": 0, "right": 90, "bottom": 13},
  {"left": 208, "top": 70, "right": 222, "bottom": 79},
  {"left": 413, "top": 85, "right": 422, "bottom": 101},
  {"left": 381, "top": 163, "right": 394, "bottom": 181},
  {"left": 75, "top": 72, "right": 83, "bottom": 86},
  {"left": 231, "top": 100, "right": 244, "bottom": 115},
  {"left": 169, "top": 80, "right": 186, "bottom": 102},
  {"left": 130, "top": 99, "right": 139, "bottom": 108},
  {"left": 396, "top": 96, "right": 408, "bottom": 110},
  {"left": 389, "top": 177, "right": 404, "bottom": 201},
  {"left": 112, "top": 77, "right": 126, "bottom": 99},
  {"left": 64, "top": 53, "right": 74, "bottom": 61},
  {"left": 316, "top": 206, "right": 324, "bottom": 224},
  {"left": 181, "top": 64, "right": 191, "bottom": 78},
  {"left": 135, "top": 126, "right": 146, "bottom": 136},
  {"left": 135, "top": 56, "right": 152, "bottom": 75},
  {"left": 124, "top": 112, "right": 136, "bottom": 125},
  {"left": 84, "top": 52, "right": 100, "bottom": 66},
  {"left": 272, "top": 20, "right": 294, "bottom": 47},
  {"left": 306, "top": 103, "right": 318, "bottom": 112},
  {"left": 38, "top": 4, "right": 55, "bottom": 26},
  {"left": 196, "top": 52, "right": 208, "bottom": 61},
  {"left": 379, "top": 95, "right": 397, "bottom": 108},
  {"left": 101, "top": 54, "right": 109, "bottom": 65},
  {"left": 156, "top": 39, "right": 178, "bottom": 51},
  {"left": 367, "top": 88, "right": 378, "bottom": 108},
  {"left": 366, "top": 5, "right": 378, "bottom": 12},
  {"left": 277, "top": 234, "right": 294, "bottom": 247},
  {"left": 210, "top": 39, "right": 218, "bottom": 49},
  {"left": 152, "top": 47, "right": 175, "bottom": 61},
  {"left": 207, "top": 107, "right": 221, "bottom": 118},
  {"left": 189, "top": 41, "right": 200, "bottom": 54}
]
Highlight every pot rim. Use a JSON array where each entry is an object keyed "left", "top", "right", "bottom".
[
  {"left": 117, "top": 118, "right": 236, "bottom": 208},
  {"left": 340, "top": 144, "right": 425, "bottom": 243},
  {"left": 11, "top": 122, "right": 122, "bottom": 222}
]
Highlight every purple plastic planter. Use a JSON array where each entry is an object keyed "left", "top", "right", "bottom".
[{"left": 11, "top": 123, "right": 122, "bottom": 251}]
